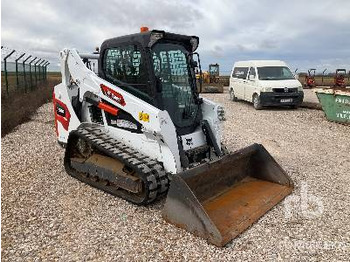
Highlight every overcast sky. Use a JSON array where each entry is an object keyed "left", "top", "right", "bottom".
[{"left": 2, "top": 0, "right": 350, "bottom": 74}]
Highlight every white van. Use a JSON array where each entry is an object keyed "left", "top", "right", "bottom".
[{"left": 229, "top": 60, "right": 304, "bottom": 109}]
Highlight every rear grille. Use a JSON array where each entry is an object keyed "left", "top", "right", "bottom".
[{"left": 273, "top": 88, "right": 298, "bottom": 93}]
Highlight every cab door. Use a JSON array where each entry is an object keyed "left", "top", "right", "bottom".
[
  {"left": 244, "top": 67, "right": 258, "bottom": 102},
  {"left": 231, "top": 67, "right": 249, "bottom": 99}
]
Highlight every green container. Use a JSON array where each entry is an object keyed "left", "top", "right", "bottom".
[{"left": 316, "top": 88, "right": 350, "bottom": 125}]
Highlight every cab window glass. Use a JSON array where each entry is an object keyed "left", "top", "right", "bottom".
[{"left": 104, "top": 45, "right": 150, "bottom": 96}]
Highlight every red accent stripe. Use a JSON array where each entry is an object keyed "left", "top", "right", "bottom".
[
  {"left": 100, "top": 84, "right": 126, "bottom": 106},
  {"left": 98, "top": 102, "right": 119, "bottom": 115},
  {"left": 53, "top": 93, "right": 71, "bottom": 135},
  {"left": 53, "top": 92, "right": 58, "bottom": 136}
]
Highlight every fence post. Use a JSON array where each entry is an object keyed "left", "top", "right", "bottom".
[
  {"left": 39, "top": 60, "right": 45, "bottom": 81},
  {"left": 15, "top": 53, "right": 26, "bottom": 89},
  {"left": 34, "top": 58, "right": 41, "bottom": 87},
  {"left": 44, "top": 61, "right": 49, "bottom": 80},
  {"left": 3, "top": 49, "right": 16, "bottom": 95},
  {"left": 44, "top": 62, "right": 50, "bottom": 80},
  {"left": 29, "top": 57, "right": 37, "bottom": 88},
  {"left": 43, "top": 61, "right": 48, "bottom": 80},
  {"left": 22, "top": 55, "right": 32, "bottom": 93},
  {"left": 322, "top": 69, "right": 327, "bottom": 84}
]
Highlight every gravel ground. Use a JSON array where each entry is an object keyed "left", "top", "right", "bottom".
[
  {"left": 2, "top": 96, "right": 349, "bottom": 261},
  {"left": 302, "top": 89, "right": 320, "bottom": 105}
]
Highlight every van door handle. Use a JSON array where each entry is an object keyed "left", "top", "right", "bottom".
[{"left": 243, "top": 80, "right": 247, "bottom": 83}]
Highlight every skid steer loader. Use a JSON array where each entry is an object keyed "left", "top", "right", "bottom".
[{"left": 54, "top": 28, "right": 293, "bottom": 247}]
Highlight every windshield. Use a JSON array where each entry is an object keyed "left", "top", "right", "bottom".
[
  {"left": 152, "top": 43, "right": 199, "bottom": 129},
  {"left": 209, "top": 65, "right": 219, "bottom": 75},
  {"left": 257, "top": 66, "right": 295, "bottom": 80}
]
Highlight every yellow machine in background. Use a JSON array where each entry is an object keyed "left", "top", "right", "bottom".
[
  {"left": 208, "top": 63, "right": 220, "bottom": 83},
  {"left": 196, "top": 63, "right": 223, "bottom": 93}
]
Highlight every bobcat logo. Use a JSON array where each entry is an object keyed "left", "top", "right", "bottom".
[{"left": 186, "top": 138, "right": 193, "bottom": 146}]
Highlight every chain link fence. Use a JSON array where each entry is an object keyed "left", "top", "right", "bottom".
[{"left": 1, "top": 46, "right": 51, "bottom": 96}]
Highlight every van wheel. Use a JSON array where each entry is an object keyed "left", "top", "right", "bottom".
[
  {"left": 230, "top": 89, "right": 238, "bottom": 101},
  {"left": 253, "top": 94, "right": 263, "bottom": 110}
]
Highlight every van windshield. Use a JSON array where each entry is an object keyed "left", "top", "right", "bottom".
[{"left": 257, "top": 66, "right": 295, "bottom": 80}]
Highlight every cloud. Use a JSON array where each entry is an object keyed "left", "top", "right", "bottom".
[{"left": 2, "top": 0, "right": 350, "bottom": 73}]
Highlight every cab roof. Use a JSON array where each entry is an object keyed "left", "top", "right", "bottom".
[
  {"left": 233, "top": 60, "right": 288, "bottom": 68},
  {"left": 100, "top": 30, "right": 199, "bottom": 54}
]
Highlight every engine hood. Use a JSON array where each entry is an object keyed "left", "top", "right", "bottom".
[{"left": 259, "top": 79, "right": 302, "bottom": 88}]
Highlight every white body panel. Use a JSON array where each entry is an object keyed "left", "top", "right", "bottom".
[
  {"left": 54, "top": 49, "right": 224, "bottom": 175},
  {"left": 229, "top": 60, "right": 303, "bottom": 103}
]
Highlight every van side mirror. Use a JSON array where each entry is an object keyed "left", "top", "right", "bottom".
[
  {"left": 249, "top": 75, "right": 256, "bottom": 81},
  {"left": 294, "top": 74, "right": 299, "bottom": 80}
]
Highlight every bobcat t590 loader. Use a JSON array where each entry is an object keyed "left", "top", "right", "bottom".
[{"left": 53, "top": 28, "right": 293, "bottom": 247}]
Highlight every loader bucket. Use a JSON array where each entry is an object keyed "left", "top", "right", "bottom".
[{"left": 162, "top": 143, "right": 293, "bottom": 247}]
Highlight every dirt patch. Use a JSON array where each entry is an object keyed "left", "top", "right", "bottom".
[
  {"left": 1, "top": 77, "right": 61, "bottom": 137},
  {"left": 301, "top": 101, "right": 322, "bottom": 110}
]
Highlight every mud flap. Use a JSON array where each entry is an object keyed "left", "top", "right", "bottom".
[{"left": 162, "top": 143, "right": 293, "bottom": 247}]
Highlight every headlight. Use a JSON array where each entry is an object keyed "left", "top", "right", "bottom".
[
  {"left": 297, "top": 86, "right": 303, "bottom": 91},
  {"left": 217, "top": 106, "right": 226, "bottom": 121},
  {"left": 262, "top": 87, "right": 273, "bottom": 92}
]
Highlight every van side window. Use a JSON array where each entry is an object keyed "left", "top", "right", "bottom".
[
  {"left": 232, "top": 67, "right": 249, "bottom": 79},
  {"left": 249, "top": 67, "right": 256, "bottom": 77}
]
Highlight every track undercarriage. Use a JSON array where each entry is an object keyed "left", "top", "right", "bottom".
[{"left": 64, "top": 124, "right": 169, "bottom": 205}]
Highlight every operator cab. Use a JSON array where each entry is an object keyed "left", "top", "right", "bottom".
[
  {"left": 209, "top": 64, "right": 219, "bottom": 76},
  {"left": 98, "top": 28, "right": 203, "bottom": 135}
]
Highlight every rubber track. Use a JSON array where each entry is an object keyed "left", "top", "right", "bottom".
[{"left": 64, "top": 123, "right": 169, "bottom": 205}]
